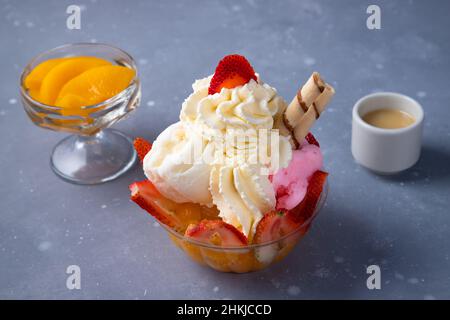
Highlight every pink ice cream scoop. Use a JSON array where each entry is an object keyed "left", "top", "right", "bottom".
[{"left": 271, "top": 144, "right": 323, "bottom": 210}]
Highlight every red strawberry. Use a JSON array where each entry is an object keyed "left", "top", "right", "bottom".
[
  {"left": 305, "top": 132, "right": 320, "bottom": 147},
  {"left": 288, "top": 170, "right": 328, "bottom": 224},
  {"left": 185, "top": 219, "right": 248, "bottom": 247},
  {"left": 208, "top": 54, "right": 257, "bottom": 95},
  {"left": 133, "top": 137, "right": 152, "bottom": 163},
  {"left": 253, "top": 211, "right": 300, "bottom": 244},
  {"left": 130, "top": 180, "right": 185, "bottom": 232}
]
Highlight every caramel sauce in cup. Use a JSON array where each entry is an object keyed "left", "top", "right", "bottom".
[
  {"left": 362, "top": 108, "right": 415, "bottom": 129},
  {"left": 351, "top": 92, "right": 424, "bottom": 174}
]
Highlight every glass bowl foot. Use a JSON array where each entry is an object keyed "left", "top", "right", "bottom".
[{"left": 50, "top": 129, "right": 137, "bottom": 185}]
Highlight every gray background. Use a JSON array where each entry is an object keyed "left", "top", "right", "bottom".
[{"left": 1, "top": 0, "right": 449, "bottom": 299}]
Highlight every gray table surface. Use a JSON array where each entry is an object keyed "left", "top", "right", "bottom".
[{"left": 1, "top": 0, "right": 449, "bottom": 300}]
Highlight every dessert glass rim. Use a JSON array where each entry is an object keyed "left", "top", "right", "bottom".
[
  {"left": 19, "top": 42, "right": 139, "bottom": 113},
  {"left": 159, "top": 180, "right": 328, "bottom": 251}
]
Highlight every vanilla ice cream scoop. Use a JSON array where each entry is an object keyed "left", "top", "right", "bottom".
[
  {"left": 143, "top": 122, "right": 213, "bottom": 206},
  {"left": 144, "top": 75, "right": 292, "bottom": 237}
]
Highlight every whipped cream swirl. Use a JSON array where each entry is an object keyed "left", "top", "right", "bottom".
[{"left": 144, "top": 75, "right": 292, "bottom": 237}]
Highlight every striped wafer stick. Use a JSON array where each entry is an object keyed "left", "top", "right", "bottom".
[{"left": 283, "top": 72, "right": 335, "bottom": 148}]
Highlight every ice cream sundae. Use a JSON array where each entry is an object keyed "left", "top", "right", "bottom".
[{"left": 130, "top": 54, "right": 334, "bottom": 272}]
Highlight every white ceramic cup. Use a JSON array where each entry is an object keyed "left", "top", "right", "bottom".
[{"left": 351, "top": 92, "right": 424, "bottom": 174}]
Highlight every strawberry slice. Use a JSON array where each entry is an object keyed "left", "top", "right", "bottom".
[
  {"left": 305, "top": 132, "right": 320, "bottom": 147},
  {"left": 185, "top": 219, "right": 248, "bottom": 247},
  {"left": 130, "top": 180, "right": 221, "bottom": 234},
  {"left": 288, "top": 170, "right": 328, "bottom": 224},
  {"left": 129, "top": 180, "right": 185, "bottom": 232},
  {"left": 133, "top": 137, "right": 152, "bottom": 163},
  {"left": 253, "top": 211, "right": 300, "bottom": 244},
  {"left": 208, "top": 54, "right": 257, "bottom": 95}
]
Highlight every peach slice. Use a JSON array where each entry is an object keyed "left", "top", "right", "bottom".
[
  {"left": 39, "top": 56, "right": 112, "bottom": 105},
  {"left": 55, "top": 94, "right": 91, "bottom": 117},
  {"left": 56, "top": 65, "right": 135, "bottom": 108},
  {"left": 28, "top": 88, "right": 41, "bottom": 101},
  {"left": 24, "top": 58, "right": 65, "bottom": 91}
]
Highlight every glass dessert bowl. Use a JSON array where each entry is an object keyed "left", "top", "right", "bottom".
[
  {"left": 129, "top": 156, "right": 328, "bottom": 273},
  {"left": 20, "top": 43, "right": 141, "bottom": 184},
  {"left": 129, "top": 54, "right": 335, "bottom": 273},
  {"left": 163, "top": 182, "right": 327, "bottom": 273}
]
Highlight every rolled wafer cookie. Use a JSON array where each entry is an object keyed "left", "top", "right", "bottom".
[{"left": 283, "top": 72, "right": 335, "bottom": 148}]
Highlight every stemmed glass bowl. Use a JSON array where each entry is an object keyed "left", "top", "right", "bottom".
[{"left": 20, "top": 43, "right": 141, "bottom": 184}]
